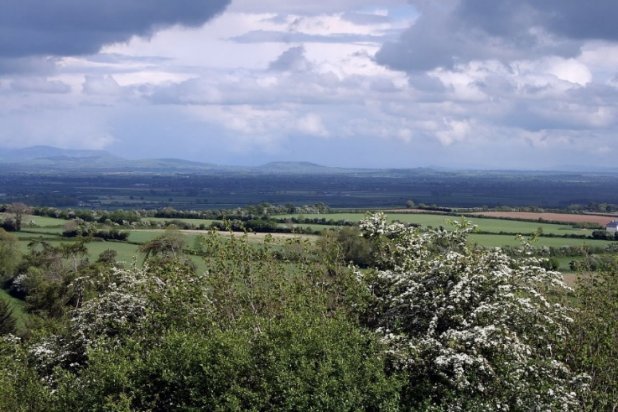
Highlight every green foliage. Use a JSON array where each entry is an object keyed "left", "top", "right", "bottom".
[
  {"left": 139, "top": 228, "right": 187, "bottom": 262},
  {"left": 8, "top": 239, "right": 122, "bottom": 319},
  {"left": 0, "top": 336, "right": 52, "bottom": 411},
  {"left": 55, "top": 315, "right": 400, "bottom": 411},
  {"left": 61, "top": 219, "right": 129, "bottom": 241},
  {"left": 5, "top": 203, "right": 32, "bottom": 231},
  {"left": 0, "top": 299, "right": 16, "bottom": 335},
  {"left": 359, "top": 213, "right": 583, "bottom": 410},
  {"left": 319, "top": 226, "right": 375, "bottom": 267},
  {"left": 567, "top": 261, "right": 618, "bottom": 411},
  {"left": 24, "top": 233, "right": 398, "bottom": 410},
  {"left": 0, "top": 228, "right": 20, "bottom": 280}
]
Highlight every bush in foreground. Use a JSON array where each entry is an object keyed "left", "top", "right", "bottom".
[{"left": 359, "top": 213, "right": 585, "bottom": 410}]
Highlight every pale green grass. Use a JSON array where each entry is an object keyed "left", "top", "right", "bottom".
[
  {"left": 0, "top": 213, "right": 68, "bottom": 227},
  {"left": 85, "top": 241, "right": 142, "bottom": 265},
  {"left": 0, "top": 289, "right": 28, "bottom": 332}
]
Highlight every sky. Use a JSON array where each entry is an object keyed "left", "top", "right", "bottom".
[{"left": 1, "top": 0, "right": 617, "bottom": 169}]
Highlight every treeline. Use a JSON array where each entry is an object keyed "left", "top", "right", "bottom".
[
  {"left": 474, "top": 229, "right": 618, "bottom": 241},
  {"left": 502, "top": 242, "right": 618, "bottom": 258},
  {"left": 271, "top": 216, "right": 357, "bottom": 226},
  {"left": 465, "top": 213, "right": 606, "bottom": 230},
  {"left": 152, "top": 202, "right": 331, "bottom": 218},
  {"left": 62, "top": 221, "right": 129, "bottom": 241},
  {"left": 18, "top": 203, "right": 331, "bottom": 225}
]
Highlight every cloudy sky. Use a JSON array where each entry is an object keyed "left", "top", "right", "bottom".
[{"left": 1, "top": 0, "right": 617, "bottom": 169}]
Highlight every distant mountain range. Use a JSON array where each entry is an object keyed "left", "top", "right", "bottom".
[
  {"left": 1, "top": 146, "right": 617, "bottom": 175},
  {"left": 0, "top": 146, "right": 367, "bottom": 175}
]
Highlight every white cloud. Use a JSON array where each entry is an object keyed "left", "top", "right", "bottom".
[
  {"left": 82, "top": 75, "right": 123, "bottom": 95},
  {"left": 297, "top": 113, "right": 329, "bottom": 137},
  {"left": 545, "top": 58, "right": 592, "bottom": 86},
  {"left": 435, "top": 119, "right": 472, "bottom": 146}
]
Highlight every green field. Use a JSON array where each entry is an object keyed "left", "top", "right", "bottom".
[
  {"left": 277, "top": 212, "right": 593, "bottom": 236},
  {"left": 128, "top": 230, "right": 206, "bottom": 247},
  {"left": 21, "top": 227, "right": 65, "bottom": 235},
  {"left": 0, "top": 213, "right": 68, "bottom": 228},
  {"left": 143, "top": 217, "right": 216, "bottom": 227},
  {"left": 9, "top": 210, "right": 614, "bottom": 278},
  {"left": 85, "top": 241, "right": 142, "bottom": 264}
]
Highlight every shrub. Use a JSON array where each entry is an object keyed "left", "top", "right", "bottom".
[{"left": 359, "top": 213, "right": 584, "bottom": 410}]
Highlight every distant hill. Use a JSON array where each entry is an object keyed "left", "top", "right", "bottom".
[
  {"left": 255, "top": 161, "right": 360, "bottom": 175},
  {"left": 0, "top": 145, "right": 119, "bottom": 163},
  {"left": 0, "top": 146, "right": 224, "bottom": 173},
  {"left": 0, "top": 146, "right": 360, "bottom": 175},
  {"left": 7, "top": 146, "right": 614, "bottom": 176}
]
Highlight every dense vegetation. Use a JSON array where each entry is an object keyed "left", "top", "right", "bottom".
[{"left": 0, "top": 211, "right": 615, "bottom": 410}]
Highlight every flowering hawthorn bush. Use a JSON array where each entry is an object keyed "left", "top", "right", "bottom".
[{"left": 360, "top": 213, "right": 585, "bottom": 411}]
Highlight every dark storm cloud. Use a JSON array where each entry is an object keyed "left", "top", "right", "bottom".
[
  {"left": 0, "top": 0, "right": 230, "bottom": 58},
  {"left": 376, "top": 0, "right": 618, "bottom": 72},
  {"left": 0, "top": 56, "right": 59, "bottom": 74},
  {"left": 458, "top": 0, "right": 618, "bottom": 41}
]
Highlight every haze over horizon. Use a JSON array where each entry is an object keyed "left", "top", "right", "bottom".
[{"left": 1, "top": 1, "right": 617, "bottom": 169}]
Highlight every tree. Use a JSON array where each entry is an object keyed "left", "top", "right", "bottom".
[
  {"left": 359, "top": 213, "right": 584, "bottom": 410},
  {"left": 139, "top": 228, "right": 186, "bottom": 262},
  {"left": 6, "top": 203, "right": 31, "bottom": 232}
]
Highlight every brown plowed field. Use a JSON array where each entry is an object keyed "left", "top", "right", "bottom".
[{"left": 466, "top": 211, "right": 615, "bottom": 225}]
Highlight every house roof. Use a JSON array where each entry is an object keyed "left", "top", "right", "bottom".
[{"left": 606, "top": 221, "right": 618, "bottom": 228}]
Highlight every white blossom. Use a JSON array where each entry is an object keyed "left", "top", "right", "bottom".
[{"left": 360, "top": 213, "right": 584, "bottom": 410}]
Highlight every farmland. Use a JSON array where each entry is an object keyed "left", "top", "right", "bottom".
[
  {"left": 1, "top": 202, "right": 616, "bottom": 411},
  {"left": 465, "top": 211, "right": 616, "bottom": 226},
  {"left": 3, "top": 208, "right": 615, "bottom": 274},
  {"left": 276, "top": 212, "right": 596, "bottom": 236}
]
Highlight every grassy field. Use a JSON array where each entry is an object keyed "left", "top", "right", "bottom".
[
  {"left": 142, "top": 217, "right": 216, "bottom": 227},
  {"left": 277, "top": 212, "right": 594, "bottom": 236},
  {"left": 0, "top": 213, "right": 68, "bottom": 228},
  {"left": 85, "top": 241, "right": 142, "bottom": 264},
  {"left": 21, "top": 227, "right": 65, "bottom": 235},
  {"left": 127, "top": 230, "right": 207, "bottom": 247}
]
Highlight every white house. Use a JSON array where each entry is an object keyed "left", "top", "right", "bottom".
[{"left": 606, "top": 221, "right": 618, "bottom": 233}]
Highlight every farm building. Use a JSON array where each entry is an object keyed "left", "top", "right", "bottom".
[{"left": 606, "top": 221, "right": 618, "bottom": 233}]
